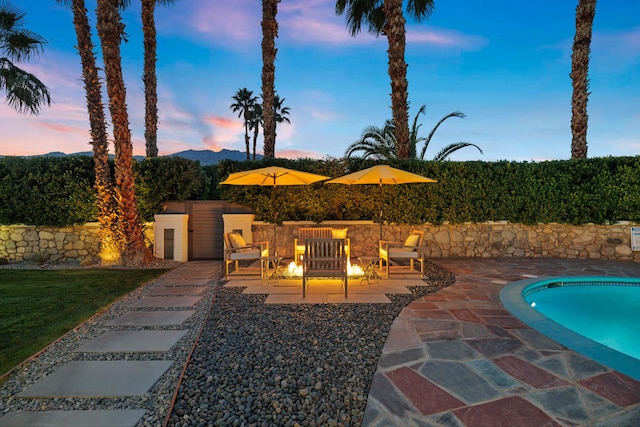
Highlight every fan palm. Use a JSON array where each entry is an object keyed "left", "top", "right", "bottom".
[
  {"left": 230, "top": 88, "right": 258, "bottom": 160},
  {"left": 57, "top": 0, "right": 122, "bottom": 265},
  {"left": 261, "top": 0, "right": 278, "bottom": 158},
  {"left": 96, "top": 0, "right": 150, "bottom": 265},
  {"left": 336, "top": 0, "right": 435, "bottom": 159},
  {"left": 570, "top": 0, "right": 596, "bottom": 159},
  {"left": 273, "top": 93, "right": 290, "bottom": 141},
  {"left": 248, "top": 102, "right": 263, "bottom": 160},
  {"left": 141, "top": 0, "right": 177, "bottom": 158},
  {"left": 0, "top": 0, "right": 51, "bottom": 115}
]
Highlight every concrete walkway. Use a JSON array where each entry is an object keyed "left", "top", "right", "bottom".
[
  {"left": 0, "top": 262, "right": 219, "bottom": 427},
  {"left": 363, "top": 258, "right": 640, "bottom": 426}
]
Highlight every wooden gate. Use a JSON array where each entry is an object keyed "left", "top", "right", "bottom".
[{"left": 162, "top": 200, "right": 253, "bottom": 260}]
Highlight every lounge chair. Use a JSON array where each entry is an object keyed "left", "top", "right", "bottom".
[
  {"left": 302, "top": 238, "right": 348, "bottom": 298},
  {"left": 223, "top": 232, "right": 269, "bottom": 279},
  {"left": 379, "top": 230, "right": 425, "bottom": 277}
]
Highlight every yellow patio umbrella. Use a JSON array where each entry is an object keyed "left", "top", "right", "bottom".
[
  {"left": 221, "top": 166, "right": 331, "bottom": 254},
  {"left": 326, "top": 165, "right": 437, "bottom": 241}
]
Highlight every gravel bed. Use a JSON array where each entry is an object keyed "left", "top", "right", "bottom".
[
  {"left": 0, "top": 261, "right": 454, "bottom": 427},
  {"left": 167, "top": 262, "right": 454, "bottom": 427}
]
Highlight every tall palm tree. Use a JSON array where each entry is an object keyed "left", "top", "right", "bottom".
[
  {"left": 58, "top": 0, "right": 122, "bottom": 265},
  {"left": 336, "top": 0, "right": 435, "bottom": 159},
  {"left": 248, "top": 102, "right": 263, "bottom": 160},
  {"left": 570, "top": 0, "right": 596, "bottom": 159},
  {"left": 230, "top": 88, "right": 258, "bottom": 160},
  {"left": 141, "top": 0, "right": 176, "bottom": 158},
  {"left": 346, "top": 105, "right": 482, "bottom": 161},
  {"left": 261, "top": 0, "right": 279, "bottom": 158},
  {"left": 96, "top": 0, "right": 150, "bottom": 265},
  {"left": 0, "top": 0, "right": 51, "bottom": 115}
]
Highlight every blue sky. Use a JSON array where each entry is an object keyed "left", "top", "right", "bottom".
[{"left": 2, "top": 0, "right": 639, "bottom": 161}]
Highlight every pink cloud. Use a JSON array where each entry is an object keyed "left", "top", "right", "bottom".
[
  {"left": 204, "top": 115, "right": 240, "bottom": 129},
  {"left": 202, "top": 136, "right": 226, "bottom": 152}
]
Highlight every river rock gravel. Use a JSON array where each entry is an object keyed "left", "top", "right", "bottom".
[{"left": 167, "top": 261, "right": 454, "bottom": 427}]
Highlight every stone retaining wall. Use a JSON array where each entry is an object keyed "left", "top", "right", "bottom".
[
  {"left": 2, "top": 221, "right": 638, "bottom": 264},
  {"left": 252, "top": 221, "right": 640, "bottom": 262},
  {"left": 0, "top": 223, "right": 154, "bottom": 265}
]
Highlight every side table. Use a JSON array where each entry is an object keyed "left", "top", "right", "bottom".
[
  {"left": 261, "top": 256, "right": 282, "bottom": 286},
  {"left": 357, "top": 256, "right": 381, "bottom": 287}
]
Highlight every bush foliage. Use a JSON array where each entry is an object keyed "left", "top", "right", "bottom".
[{"left": 1, "top": 155, "right": 639, "bottom": 227}]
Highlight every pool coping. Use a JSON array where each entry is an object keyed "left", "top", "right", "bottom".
[{"left": 500, "top": 276, "right": 640, "bottom": 381}]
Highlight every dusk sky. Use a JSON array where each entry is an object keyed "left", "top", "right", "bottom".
[{"left": 2, "top": 0, "right": 639, "bottom": 161}]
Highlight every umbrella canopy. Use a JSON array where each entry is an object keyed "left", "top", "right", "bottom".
[
  {"left": 221, "top": 166, "right": 331, "bottom": 254},
  {"left": 326, "top": 164, "right": 437, "bottom": 186},
  {"left": 326, "top": 165, "right": 437, "bottom": 240},
  {"left": 221, "top": 166, "right": 330, "bottom": 187}
]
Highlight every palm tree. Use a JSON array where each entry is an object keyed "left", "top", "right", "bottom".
[
  {"left": 261, "top": 0, "right": 279, "bottom": 158},
  {"left": 0, "top": 0, "right": 51, "bottom": 115},
  {"left": 273, "top": 93, "right": 290, "bottom": 146},
  {"left": 345, "top": 119, "right": 397, "bottom": 159},
  {"left": 336, "top": 0, "right": 435, "bottom": 159},
  {"left": 413, "top": 105, "right": 482, "bottom": 161},
  {"left": 346, "top": 105, "right": 482, "bottom": 160},
  {"left": 248, "top": 102, "right": 263, "bottom": 160},
  {"left": 230, "top": 88, "right": 258, "bottom": 160},
  {"left": 141, "top": 0, "right": 176, "bottom": 158},
  {"left": 570, "top": 0, "right": 596, "bottom": 159},
  {"left": 96, "top": 0, "right": 150, "bottom": 265},
  {"left": 58, "top": 0, "right": 122, "bottom": 265}
]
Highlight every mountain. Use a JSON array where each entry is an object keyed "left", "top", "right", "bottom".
[{"left": 0, "top": 149, "right": 260, "bottom": 166}]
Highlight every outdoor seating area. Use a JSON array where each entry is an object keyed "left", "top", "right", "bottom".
[{"left": 222, "top": 252, "right": 427, "bottom": 304}]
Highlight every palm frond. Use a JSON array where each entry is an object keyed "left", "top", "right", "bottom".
[
  {"left": 419, "top": 111, "right": 466, "bottom": 160},
  {"left": 433, "top": 142, "right": 483, "bottom": 161}
]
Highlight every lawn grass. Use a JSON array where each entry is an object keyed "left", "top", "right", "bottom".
[{"left": 0, "top": 268, "right": 170, "bottom": 377}]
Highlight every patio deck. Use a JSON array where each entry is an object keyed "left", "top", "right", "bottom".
[{"left": 363, "top": 257, "right": 640, "bottom": 426}]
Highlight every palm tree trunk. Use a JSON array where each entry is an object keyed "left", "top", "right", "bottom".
[
  {"left": 141, "top": 0, "right": 159, "bottom": 158},
  {"left": 383, "top": 0, "right": 410, "bottom": 159},
  {"left": 244, "top": 114, "right": 251, "bottom": 160},
  {"left": 97, "top": 0, "right": 151, "bottom": 265},
  {"left": 70, "top": 0, "right": 122, "bottom": 265},
  {"left": 570, "top": 0, "right": 596, "bottom": 159},
  {"left": 252, "top": 125, "right": 259, "bottom": 160},
  {"left": 261, "top": 0, "right": 279, "bottom": 158}
]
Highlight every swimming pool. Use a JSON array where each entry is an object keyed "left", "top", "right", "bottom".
[{"left": 500, "top": 276, "right": 640, "bottom": 381}]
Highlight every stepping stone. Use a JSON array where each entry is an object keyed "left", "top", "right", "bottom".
[
  {"left": 0, "top": 409, "right": 146, "bottom": 427},
  {"left": 108, "top": 310, "right": 195, "bottom": 326},
  {"left": 17, "top": 360, "right": 173, "bottom": 397},
  {"left": 73, "top": 330, "right": 188, "bottom": 353},
  {"left": 130, "top": 295, "right": 202, "bottom": 308},
  {"left": 145, "top": 286, "right": 206, "bottom": 296},
  {"left": 158, "top": 278, "right": 210, "bottom": 286}
]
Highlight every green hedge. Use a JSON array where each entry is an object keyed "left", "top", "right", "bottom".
[{"left": 1, "top": 155, "right": 639, "bottom": 227}]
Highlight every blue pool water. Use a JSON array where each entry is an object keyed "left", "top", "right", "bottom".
[
  {"left": 525, "top": 283, "right": 640, "bottom": 360},
  {"left": 500, "top": 277, "right": 640, "bottom": 380}
]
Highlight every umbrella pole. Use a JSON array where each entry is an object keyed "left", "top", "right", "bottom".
[{"left": 379, "top": 182, "right": 383, "bottom": 242}]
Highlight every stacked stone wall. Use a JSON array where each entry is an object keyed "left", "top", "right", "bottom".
[
  {"left": 252, "top": 221, "right": 640, "bottom": 262},
  {"left": 0, "top": 223, "right": 154, "bottom": 265}
]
